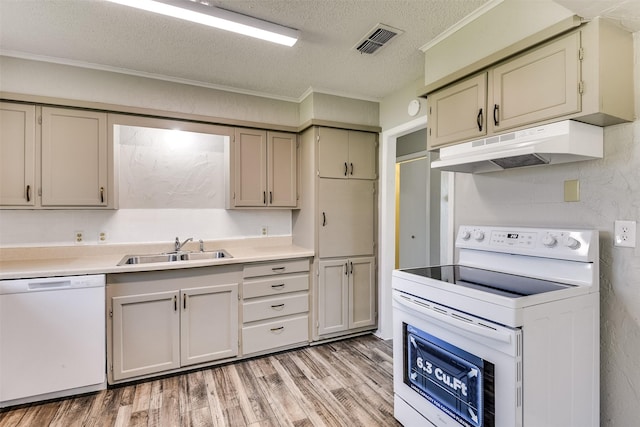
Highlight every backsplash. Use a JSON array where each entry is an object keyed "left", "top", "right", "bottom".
[{"left": 0, "top": 208, "right": 291, "bottom": 247}]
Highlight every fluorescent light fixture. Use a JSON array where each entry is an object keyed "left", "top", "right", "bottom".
[{"left": 106, "top": 0, "right": 299, "bottom": 46}]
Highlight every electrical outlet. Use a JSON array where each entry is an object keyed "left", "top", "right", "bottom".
[
  {"left": 614, "top": 220, "right": 636, "bottom": 248},
  {"left": 98, "top": 231, "right": 108, "bottom": 244},
  {"left": 74, "top": 231, "right": 84, "bottom": 244},
  {"left": 260, "top": 226, "right": 268, "bottom": 236}
]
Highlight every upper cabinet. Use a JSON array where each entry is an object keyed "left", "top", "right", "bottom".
[
  {"left": 0, "top": 103, "right": 36, "bottom": 207},
  {"left": 41, "top": 107, "right": 108, "bottom": 207},
  {"left": 489, "top": 32, "right": 581, "bottom": 134},
  {"left": 318, "top": 127, "right": 377, "bottom": 179},
  {"left": 427, "top": 74, "right": 487, "bottom": 148},
  {"left": 231, "top": 128, "right": 297, "bottom": 208},
  {"left": 0, "top": 103, "right": 112, "bottom": 209},
  {"left": 426, "top": 18, "right": 634, "bottom": 150}
]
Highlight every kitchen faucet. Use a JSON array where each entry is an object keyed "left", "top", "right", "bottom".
[{"left": 175, "top": 237, "right": 193, "bottom": 252}]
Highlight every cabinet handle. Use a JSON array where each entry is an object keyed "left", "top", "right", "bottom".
[
  {"left": 344, "top": 162, "right": 348, "bottom": 176},
  {"left": 350, "top": 261, "right": 353, "bottom": 275},
  {"left": 269, "top": 191, "right": 273, "bottom": 204},
  {"left": 493, "top": 104, "right": 500, "bottom": 126},
  {"left": 270, "top": 326, "right": 285, "bottom": 333},
  {"left": 183, "top": 294, "right": 187, "bottom": 310},
  {"left": 271, "top": 303, "right": 285, "bottom": 310},
  {"left": 100, "top": 187, "right": 105, "bottom": 204},
  {"left": 350, "top": 162, "right": 354, "bottom": 176},
  {"left": 271, "top": 283, "right": 286, "bottom": 289},
  {"left": 345, "top": 262, "right": 348, "bottom": 275},
  {"left": 477, "top": 108, "right": 483, "bottom": 132},
  {"left": 271, "top": 266, "right": 286, "bottom": 272},
  {"left": 26, "top": 185, "right": 31, "bottom": 202},
  {"left": 322, "top": 212, "right": 326, "bottom": 227},
  {"left": 174, "top": 295, "right": 177, "bottom": 311},
  {"left": 263, "top": 191, "right": 266, "bottom": 205}
]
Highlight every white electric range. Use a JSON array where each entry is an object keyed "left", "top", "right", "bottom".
[{"left": 392, "top": 225, "right": 599, "bottom": 427}]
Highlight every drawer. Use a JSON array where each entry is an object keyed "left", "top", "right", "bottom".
[
  {"left": 243, "top": 258, "right": 310, "bottom": 278},
  {"left": 243, "top": 292, "right": 308, "bottom": 323},
  {"left": 242, "top": 315, "right": 308, "bottom": 355},
  {"left": 243, "top": 273, "right": 309, "bottom": 299}
]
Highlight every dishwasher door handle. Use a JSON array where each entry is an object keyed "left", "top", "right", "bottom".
[{"left": 28, "top": 281, "right": 72, "bottom": 290}]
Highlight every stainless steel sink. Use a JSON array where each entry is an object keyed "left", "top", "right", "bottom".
[{"left": 117, "top": 250, "right": 232, "bottom": 266}]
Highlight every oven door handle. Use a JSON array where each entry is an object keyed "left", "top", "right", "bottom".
[{"left": 393, "top": 294, "right": 512, "bottom": 344}]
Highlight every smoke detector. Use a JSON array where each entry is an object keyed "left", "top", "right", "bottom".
[{"left": 354, "top": 23, "right": 403, "bottom": 55}]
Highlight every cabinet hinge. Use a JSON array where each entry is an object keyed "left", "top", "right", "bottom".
[
  {"left": 428, "top": 128, "right": 432, "bottom": 136},
  {"left": 316, "top": 321, "right": 319, "bottom": 329},
  {"left": 109, "top": 363, "right": 113, "bottom": 372},
  {"left": 578, "top": 81, "right": 584, "bottom": 95},
  {"left": 109, "top": 308, "right": 113, "bottom": 318},
  {"left": 233, "top": 192, "right": 236, "bottom": 200},
  {"left": 296, "top": 140, "right": 300, "bottom": 148},
  {"left": 316, "top": 135, "right": 320, "bottom": 142},
  {"left": 578, "top": 47, "right": 584, "bottom": 61},
  {"left": 429, "top": 106, "right": 432, "bottom": 115},
  {"left": 37, "top": 116, "right": 42, "bottom": 125}
]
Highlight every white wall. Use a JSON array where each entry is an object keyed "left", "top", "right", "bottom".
[
  {"left": 0, "top": 208, "right": 291, "bottom": 247},
  {"left": 453, "top": 32, "right": 640, "bottom": 427}
]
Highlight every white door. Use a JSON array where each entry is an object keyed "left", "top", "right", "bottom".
[{"left": 397, "top": 157, "right": 429, "bottom": 268}]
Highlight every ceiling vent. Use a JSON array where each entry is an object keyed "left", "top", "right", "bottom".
[{"left": 354, "top": 23, "right": 403, "bottom": 55}]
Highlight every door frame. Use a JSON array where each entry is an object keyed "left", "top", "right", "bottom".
[{"left": 376, "top": 116, "right": 455, "bottom": 340}]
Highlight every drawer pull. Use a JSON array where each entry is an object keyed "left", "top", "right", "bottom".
[
  {"left": 270, "top": 326, "right": 285, "bottom": 333},
  {"left": 271, "top": 303, "right": 285, "bottom": 310},
  {"left": 271, "top": 267, "right": 286, "bottom": 272},
  {"left": 271, "top": 283, "right": 286, "bottom": 289}
]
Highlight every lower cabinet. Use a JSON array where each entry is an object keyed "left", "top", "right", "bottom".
[
  {"left": 241, "top": 259, "right": 310, "bottom": 356},
  {"left": 317, "top": 257, "right": 376, "bottom": 337},
  {"left": 107, "top": 267, "right": 240, "bottom": 383},
  {"left": 106, "top": 258, "right": 312, "bottom": 384}
]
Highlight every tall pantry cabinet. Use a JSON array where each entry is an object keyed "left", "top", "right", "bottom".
[{"left": 293, "top": 126, "right": 378, "bottom": 341}]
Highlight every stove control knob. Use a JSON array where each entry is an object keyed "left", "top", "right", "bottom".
[
  {"left": 542, "top": 234, "right": 557, "bottom": 247},
  {"left": 473, "top": 230, "right": 485, "bottom": 242},
  {"left": 460, "top": 230, "right": 471, "bottom": 240},
  {"left": 563, "top": 236, "right": 581, "bottom": 250}
]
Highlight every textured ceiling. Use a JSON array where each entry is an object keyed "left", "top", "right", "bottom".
[{"left": 0, "top": 0, "right": 638, "bottom": 102}]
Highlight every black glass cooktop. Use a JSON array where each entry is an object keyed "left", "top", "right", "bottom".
[{"left": 401, "top": 265, "right": 574, "bottom": 298}]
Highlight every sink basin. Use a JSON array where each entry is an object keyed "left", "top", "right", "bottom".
[{"left": 117, "top": 250, "right": 232, "bottom": 266}]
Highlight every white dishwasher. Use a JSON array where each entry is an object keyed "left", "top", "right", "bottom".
[{"left": 0, "top": 274, "right": 106, "bottom": 407}]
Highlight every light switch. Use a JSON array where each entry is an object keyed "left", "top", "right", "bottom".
[{"left": 564, "top": 179, "right": 580, "bottom": 202}]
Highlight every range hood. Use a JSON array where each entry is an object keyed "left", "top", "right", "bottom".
[{"left": 431, "top": 120, "right": 603, "bottom": 173}]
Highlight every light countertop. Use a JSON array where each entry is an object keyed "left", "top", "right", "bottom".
[{"left": 0, "top": 237, "right": 314, "bottom": 280}]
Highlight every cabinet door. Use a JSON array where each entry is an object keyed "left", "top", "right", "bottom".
[
  {"left": 180, "top": 284, "right": 238, "bottom": 366},
  {"left": 318, "top": 179, "right": 375, "bottom": 258},
  {"left": 0, "top": 103, "right": 36, "bottom": 206},
  {"left": 347, "top": 131, "right": 377, "bottom": 179},
  {"left": 233, "top": 128, "right": 267, "bottom": 206},
  {"left": 318, "top": 127, "right": 349, "bottom": 178},
  {"left": 267, "top": 131, "right": 297, "bottom": 207},
  {"left": 318, "top": 259, "right": 349, "bottom": 335},
  {"left": 41, "top": 107, "right": 108, "bottom": 206},
  {"left": 112, "top": 291, "right": 180, "bottom": 381},
  {"left": 427, "top": 73, "right": 487, "bottom": 149},
  {"left": 491, "top": 32, "right": 581, "bottom": 132},
  {"left": 348, "top": 257, "right": 376, "bottom": 329}
]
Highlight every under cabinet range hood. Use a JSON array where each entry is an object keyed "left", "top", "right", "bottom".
[{"left": 431, "top": 120, "right": 603, "bottom": 173}]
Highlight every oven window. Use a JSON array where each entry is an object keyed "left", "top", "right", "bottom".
[{"left": 403, "top": 323, "right": 495, "bottom": 427}]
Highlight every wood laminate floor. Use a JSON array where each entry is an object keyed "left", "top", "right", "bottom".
[{"left": 0, "top": 335, "right": 401, "bottom": 427}]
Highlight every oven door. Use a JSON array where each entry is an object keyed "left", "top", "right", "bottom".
[{"left": 393, "top": 290, "right": 522, "bottom": 427}]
